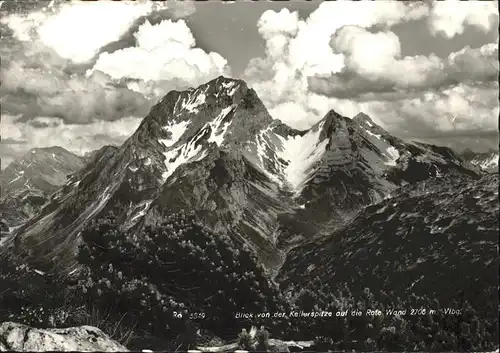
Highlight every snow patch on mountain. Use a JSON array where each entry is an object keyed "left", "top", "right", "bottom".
[
  {"left": 365, "top": 129, "right": 382, "bottom": 140},
  {"left": 125, "top": 200, "right": 153, "bottom": 227},
  {"left": 181, "top": 92, "right": 206, "bottom": 114},
  {"left": 472, "top": 153, "right": 498, "bottom": 170},
  {"left": 207, "top": 106, "right": 234, "bottom": 146},
  {"left": 276, "top": 121, "right": 328, "bottom": 194},
  {"left": 162, "top": 129, "right": 207, "bottom": 182},
  {"left": 251, "top": 129, "right": 280, "bottom": 184},
  {"left": 256, "top": 131, "right": 269, "bottom": 165},
  {"left": 221, "top": 81, "right": 238, "bottom": 94},
  {"left": 385, "top": 146, "right": 400, "bottom": 166},
  {"left": 8, "top": 175, "right": 22, "bottom": 184},
  {"left": 159, "top": 121, "right": 190, "bottom": 148}
]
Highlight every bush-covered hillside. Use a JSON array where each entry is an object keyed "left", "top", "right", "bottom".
[
  {"left": 279, "top": 174, "right": 499, "bottom": 351},
  {"left": 1, "top": 176, "right": 498, "bottom": 352},
  {"left": 0, "top": 209, "right": 290, "bottom": 351},
  {"left": 76, "top": 210, "right": 289, "bottom": 339}
]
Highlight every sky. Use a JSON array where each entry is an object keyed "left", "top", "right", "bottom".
[{"left": 0, "top": 0, "right": 499, "bottom": 168}]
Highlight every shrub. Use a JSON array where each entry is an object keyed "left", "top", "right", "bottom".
[{"left": 76, "top": 210, "right": 288, "bottom": 343}]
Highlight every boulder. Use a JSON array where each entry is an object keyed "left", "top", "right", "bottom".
[{"left": 0, "top": 322, "right": 128, "bottom": 352}]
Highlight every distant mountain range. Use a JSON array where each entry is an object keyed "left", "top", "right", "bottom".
[
  {"left": 0, "top": 76, "right": 497, "bottom": 351},
  {"left": 2, "top": 76, "right": 484, "bottom": 273},
  {"left": 0, "top": 147, "right": 85, "bottom": 227}
]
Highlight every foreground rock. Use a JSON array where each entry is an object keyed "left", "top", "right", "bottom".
[{"left": 0, "top": 322, "right": 128, "bottom": 352}]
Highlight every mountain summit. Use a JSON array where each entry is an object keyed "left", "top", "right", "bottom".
[
  {"left": 0, "top": 147, "right": 85, "bottom": 197},
  {"left": 3, "top": 77, "right": 482, "bottom": 275},
  {"left": 0, "top": 147, "right": 85, "bottom": 227}
]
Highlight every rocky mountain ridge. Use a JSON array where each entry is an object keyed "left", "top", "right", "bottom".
[
  {"left": 0, "top": 146, "right": 85, "bottom": 197},
  {"left": 0, "top": 76, "right": 497, "bottom": 352},
  {"left": 2, "top": 76, "right": 484, "bottom": 275},
  {"left": 0, "top": 147, "right": 85, "bottom": 228}
]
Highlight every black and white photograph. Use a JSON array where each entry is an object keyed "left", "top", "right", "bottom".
[{"left": 0, "top": 0, "right": 498, "bottom": 352}]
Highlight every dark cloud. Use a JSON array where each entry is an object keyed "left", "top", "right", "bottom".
[
  {"left": 308, "top": 73, "right": 400, "bottom": 100},
  {"left": 27, "top": 120, "right": 52, "bottom": 128},
  {"left": 0, "top": 0, "right": 49, "bottom": 14},
  {"left": 0, "top": 137, "right": 27, "bottom": 145},
  {"left": 0, "top": 114, "right": 142, "bottom": 170},
  {"left": 0, "top": 40, "right": 153, "bottom": 124},
  {"left": 407, "top": 132, "right": 499, "bottom": 153},
  {"left": 309, "top": 43, "right": 498, "bottom": 99}
]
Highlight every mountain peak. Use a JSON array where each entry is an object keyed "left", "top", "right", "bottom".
[
  {"left": 353, "top": 112, "right": 375, "bottom": 126},
  {"left": 460, "top": 148, "right": 499, "bottom": 173},
  {"left": 0, "top": 146, "right": 85, "bottom": 199},
  {"left": 29, "top": 146, "right": 71, "bottom": 155},
  {"left": 323, "top": 109, "right": 346, "bottom": 121},
  {"left": 122, "top": 76, "right": 274, "bottom": 183},
  {"left": 211, "top": 75, "right": 246, "bottom": 88},
  {"left": 315, "top": 109, "right": 351, "bottom": 141},
  {"left": 145, "top": 76, "right": 253, "bottom": 128}
]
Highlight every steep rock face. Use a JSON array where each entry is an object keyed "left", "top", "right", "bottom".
[
  {"left": 3, "top": 76, "right": 482, "bottom": 276},
  {"left": 83, "top": 145, "right": 118, "bottom": 164},
  {"left": 0, "top": 322, "right": 127, "bottom": 352},
  {"left": 0, "top": 147, "right": 85, "bottom": 227},
  {"left": 5, "top": 77, "right": 289, "bottom": 272},
  {"left": 266, "top": 111, "right": 481, "bottom": 247},
  {"left": 0, "top": 190, "right": 47, "bottom": 228},
  {"left": 150, "top": 146, "right": 292, "bottom": 270}
]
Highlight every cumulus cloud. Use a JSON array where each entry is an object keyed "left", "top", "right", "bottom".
[
  {"left": 358, "top": 82, "right": 499, "bottom": 134},
  {"left": 428, "top": 0, "right": 498, "bottom": 39},
  {"left": 1, "top": 0, "right": 162, "bottom": 63},
  {"left": 0, "top": 41, "right": 152, "bottom": 124},
  {"left": 89, "top": 19, "right": 230, "bottom": 99},
  {"left": 1, "top": 114, "right": 142, "bottom": 164},
  {"left": 0, "top": 1, "right": 228, "bottom": 121},
  {"left": 447, "top": 43, "right": 499, "bottom": 82},
  {"left": 244, "top": 2, "right": 429, "bottom": 128},
  {"left": 310, "top": 30, "right": 498, "bottom": 98},
  {"left": 0, "top": 0, "right": 229, "bottom": 167},
  {"left": 245, "top": 1, "right": 499, "bottom": 140}
]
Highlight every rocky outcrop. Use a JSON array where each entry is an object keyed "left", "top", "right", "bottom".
[
  {"left": 0, "top": 220, "right": 8, "bottom": 234},
  {"left": 0, "top": 322, "right": 128, "bottom": 352},
  {"left": 460, "top": 148, "right": 499, "bottom": 173}
]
